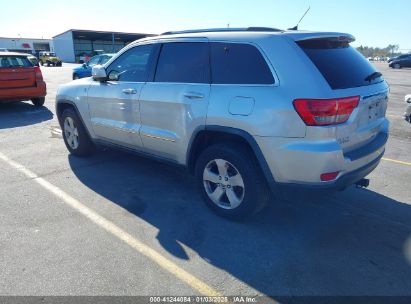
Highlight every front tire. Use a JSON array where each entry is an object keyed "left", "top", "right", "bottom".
[
  {"left": 61, "top": 108, "right": 94, "bottom": 156},
  {"left": 195, "top": 143, "right": 269, "bottom": 221},
  {"left": 31, "top": 97, "right": 45, "bottom": 107},
  {"left": 393, "top": 63, "right": 401, "bottom": 69},
  {"left": 73, "top": 74, "right": 80, "bottom": 80}
]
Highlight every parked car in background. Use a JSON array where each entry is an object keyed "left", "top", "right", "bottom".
[
  {"left": 56, "top": 28, "right": 389, "bottom": 220},
  {"left": 389, "top": 55, "right": 411, "bottom": 69},
  {"left": 0, "top": 48, "right": 9, "bottom": 52},
  {"left": 38, "top": 51, "right": 62, "bottom": 67},
  {"left": 388, "top": 54, "right": 410, "bottom": 63},
  {"left": 26, "top": 54, "right": 39, "bottom": 66},
  {"left": 405, "top": 94, "right": 411, "bottom": 123},
  {"left": 72, "top": 54, "right": 114, "bottom": 80},
  {"left": 0, "top": 52, "right": 46, "bottom": 106}
]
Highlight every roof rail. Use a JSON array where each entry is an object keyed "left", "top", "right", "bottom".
[{"left": 161, "top": 27, "right": 283, "bottom": 35}]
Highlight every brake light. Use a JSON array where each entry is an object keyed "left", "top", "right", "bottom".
[
  {"left": 320, "top": 172, "right": 340, "bottom": 181},
  {"left": 34, "top": 66, "right": 43, "bottom": 81},
  {"left": 293, "top": 96, "right": 360, "bottom": 126}
]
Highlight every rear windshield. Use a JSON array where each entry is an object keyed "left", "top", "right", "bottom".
[
  {"left": 0, "top": 56, "right": 32, "bottom": 68},
  {"left": 298, "top": 39, "right": 383, "bottom": 90}
]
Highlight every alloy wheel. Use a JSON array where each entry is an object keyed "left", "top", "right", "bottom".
[
  {"left": 203, "top": 159, "right": 245, "bottom": 209},
  {"left": 63, "top": 116, "right": 79, "bottom": 150}
]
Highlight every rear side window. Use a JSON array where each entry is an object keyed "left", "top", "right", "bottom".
[
  {"left": 210, "top": 43, "right": 274, "bottom": 85},
  {"left": 298, "top": 39, "right": 383, "bottom": 90},
  {"left": 0, "top": 56, "right": 32, "bottom": 68},
  {"left": 155, "top": 42, "right": 210, "bottom": 83}
]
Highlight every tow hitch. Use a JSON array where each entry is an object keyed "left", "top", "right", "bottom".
[{"left": 355, "top": 178, "right": 370, "bottom": 189}]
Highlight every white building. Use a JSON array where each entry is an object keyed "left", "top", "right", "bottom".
[{"left": 0, "top": 37, "right": 53, "bottom": 55}]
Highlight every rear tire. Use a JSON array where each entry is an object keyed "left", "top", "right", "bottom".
[
  {"left": 61, "top": 108, "right": 94, "bottom": 156},
  {"left": 31, "top": 97, "right": 45, "bottom": 107},
  {"left": 195, "top": 143, "right": 269, "bottom": 221}
]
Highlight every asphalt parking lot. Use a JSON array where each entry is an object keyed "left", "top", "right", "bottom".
[{"left": 0, "top": 62, "right": 410, "bottom": 301}]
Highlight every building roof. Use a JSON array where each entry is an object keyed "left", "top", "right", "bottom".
[
  {"left": 0, "top": 37, "right": 52, "bottom": 41},
  {"left": 53, "top": 29, "right": 155, "bottom": 42}
]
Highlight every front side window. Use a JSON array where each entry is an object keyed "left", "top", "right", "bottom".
[
  {"left": 154, "top": 42, "right": 210, "bottom": 84},
  {"left": 106, "top": 44, "right": 159, "bottom": 82},
  {"left": 210, "top": 43, "right": 274, "bottom": 85}
]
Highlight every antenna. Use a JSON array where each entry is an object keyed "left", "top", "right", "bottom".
[{"left": 288, "top": 6, "right": 311, "bottom": 30}]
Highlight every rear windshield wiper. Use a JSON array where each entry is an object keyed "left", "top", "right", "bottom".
[{"left": 365, "top": 72, "right": 382, "bottom": 82}]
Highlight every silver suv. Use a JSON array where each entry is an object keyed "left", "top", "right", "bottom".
[{"left": 56, "top": 28, "right": 389, "bottom": 220}]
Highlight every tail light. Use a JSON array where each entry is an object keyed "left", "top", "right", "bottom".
[
  {"left": 321, "top": 171, "right": 340, "bottom": 181},
  {"left": 34, "top": 66, "right": 43, "bottom": 81},
  {"left": 293, "top": 96, "right": 360, "bottom": 126}
]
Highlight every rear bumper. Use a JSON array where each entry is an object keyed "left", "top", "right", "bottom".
[
  {"left": 255, "top": 123, "right": 388, "bottom": 192},
  {"left": 277, "top": 152, "right": 383, "bottom": 192},
  {"left": 0, "top": 81, "right": 46, "bottom": 101}
]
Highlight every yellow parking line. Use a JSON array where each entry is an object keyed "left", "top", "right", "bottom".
[
  {"left": 382, "top": 157, "right": 411, "bottom": 167},
  {"left": 0, "top": 151, "right": 222, "bottom": 297}
]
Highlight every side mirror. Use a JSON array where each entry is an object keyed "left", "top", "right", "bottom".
[
  {"left": 92, "top": 65, "right": 107, "bottom": 81},
  {"left": 82, "top": 63, "right": 87, "bottom": 68}
]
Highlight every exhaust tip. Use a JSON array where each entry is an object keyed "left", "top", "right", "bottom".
[{"left": 355, "top": 178, "right": 370, "bottom": 189}]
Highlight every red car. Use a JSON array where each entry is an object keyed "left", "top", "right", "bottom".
[{"left": 0, "top": 52, "right": 46, "bottom": 107}]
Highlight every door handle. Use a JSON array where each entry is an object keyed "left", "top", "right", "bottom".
[
  {"left": 122, "top": 88, "right": 137, "bottom": 95},
  {"left": 183, "top": 92, "right": 205, "bottom": 99}
]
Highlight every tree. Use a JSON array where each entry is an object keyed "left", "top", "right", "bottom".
[
  {"left": 386, "top": 44, "right": 399, "bottom": 56},
  {"left": 356, "top": 44, "right": 402, "bottom": 58}
]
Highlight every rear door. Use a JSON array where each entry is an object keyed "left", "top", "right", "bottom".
[
  {"left": 0, "top": 55, "right": 35, "bottom": 90},
  {"left": 297, "top": 38, "right": 389, "bottom": 154},
  {"left": 138, "top": 40, "right": 211, "bottom": 163}
]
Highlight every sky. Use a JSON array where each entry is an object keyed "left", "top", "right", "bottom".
[{"left": 0, "top": 0, "right": 410, "bottom": 51}]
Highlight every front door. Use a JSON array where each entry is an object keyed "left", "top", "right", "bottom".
[{"left": 87, "top": 44, "right": 160, "bottom": 148}]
